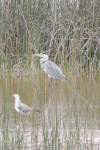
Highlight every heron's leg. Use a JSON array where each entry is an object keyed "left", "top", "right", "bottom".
[
  {"left": 52, "top": 78, "right": 57, "bottom": 87},
  {"left": 48, "top": 76, "right": 51, "bottom": 86},
  {"left": 55, "top": 79, "right": 57, "bottom": 87},
  {"left": 49, "top": 77, "right": 50, "bottom": 87}
]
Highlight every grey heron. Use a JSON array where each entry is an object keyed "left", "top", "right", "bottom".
[
  {"left": 34, "top": 53, "right": 67, "bottom": 82},
  {"left": 13, "top": 94, "right": 39, "bottom": 114}
]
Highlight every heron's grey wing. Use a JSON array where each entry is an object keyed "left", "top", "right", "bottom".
[
  {"left": 18, "top": 103, "right": 32, "bottom": 113},
  {"left": 41, "top": 60, "right": 66, "bottom": 81}
]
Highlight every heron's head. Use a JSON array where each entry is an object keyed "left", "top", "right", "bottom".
[
  {"left": 34, "top": 53, "right": 48, "bottom": 60},
  {"left": 13, "top": 94, "right": 19, "bottom": 98}
]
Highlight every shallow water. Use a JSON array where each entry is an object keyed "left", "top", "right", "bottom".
[
  {"left": 0, "top": 72, "right": 100, "bottom": 128},
  {"left": 0, "top": 71, "right": 100, "bottom": 149}
]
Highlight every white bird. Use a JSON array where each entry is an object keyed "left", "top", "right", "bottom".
[
  {"left": 34, "top": 53, "right": 67, "bottom": 82},
  {"left": 13, "top": 94, "right": 39, "bottom": 114}
]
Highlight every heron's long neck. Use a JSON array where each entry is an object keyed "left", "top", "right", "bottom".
[
  {"left": 40, "top": 58, "right": 45, "bottom": 64},
  {"left": 40, "top": 55, "right": 48, "bottom": 64}
]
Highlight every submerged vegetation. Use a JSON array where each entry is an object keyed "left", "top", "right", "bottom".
[
  {"left": 0, "top": 0, "right": 100, "bottom": 74},
  {"left": 0, "top": 73, "right": 100, "bottom": 149}
]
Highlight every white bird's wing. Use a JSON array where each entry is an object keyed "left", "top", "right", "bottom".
[
  {"left": 41, "top": 60, "right": 66, "bottom": 81},
  {"left": 17, "top": 103, "right": 33, "bottom": 113}
]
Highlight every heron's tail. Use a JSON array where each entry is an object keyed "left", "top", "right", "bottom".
[
  {"left": 61, "top": 75, "right": 67, "bottom": 82},
  {"left": 32, "top": 109, "right": 40, "bottom": 112}
]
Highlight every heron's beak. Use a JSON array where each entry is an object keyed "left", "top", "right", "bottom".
[
  {"left": 12, "top": 94, "right": 14, "bottom": 97},
  {"left": 34, "top": 54, "right": 41, "bottom": 57}
]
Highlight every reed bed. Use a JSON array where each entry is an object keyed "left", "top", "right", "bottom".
[{"left": 0, "top": 0, "right": 100, "bottom": 75}]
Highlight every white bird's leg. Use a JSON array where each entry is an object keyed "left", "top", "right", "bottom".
[
  {"left": 20, "top": 114, "right": 26, "bottom": 129},
  {"left": 19, "top": 114, "right": 25, "bottom": 123}
]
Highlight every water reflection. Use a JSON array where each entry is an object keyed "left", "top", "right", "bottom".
[
  {"left": 0, "top": 72, "right": 100, "bottom": 148},
  {"left": 0, "top": 73, "right": 100, "bottom": 128}
]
